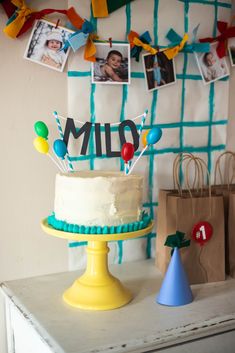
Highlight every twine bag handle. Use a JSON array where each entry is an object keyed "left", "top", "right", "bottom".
[
  {"left": 185, "top": 156, "right": 212, "bottom": 217},
  {"left": 173, "top": 153, "right": 204, "bottom": 196},
  {"left": 184, "top": 157, "right": 206, "bottom": 198},
  {"left": 173, "top": 153, "right": 198, "bottom": 195},
  {"left": 214, "top": 151, "right": 235, "bottom": 189}
]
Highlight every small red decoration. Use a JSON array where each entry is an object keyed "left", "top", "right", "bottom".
[
  {"left": 192, "top": 221, "right": 213, "bottom": 246},
  {"left": 200, "top": 21, "right": 235, "bottom": 58},
  {"left": 121, "top": 142, "right": 134, "bottom": 163}
]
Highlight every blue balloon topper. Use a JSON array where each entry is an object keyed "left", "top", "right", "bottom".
[
  {"left": 53, "top": 139, "right": 67, "bottom": 159},
  {"left": 147, "top": 127, "right": 162, "bottom": 145}
]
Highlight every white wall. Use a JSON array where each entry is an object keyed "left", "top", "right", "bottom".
[{"left": 0, "top": 1, "right": 68, "bottom": 352}]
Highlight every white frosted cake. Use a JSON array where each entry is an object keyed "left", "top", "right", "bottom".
[
  {"left": 55, "top": 171, "right": 142, "bottom": 226},
  {"left": 48, "top": 170, "right": 151, "bottom": 234}
]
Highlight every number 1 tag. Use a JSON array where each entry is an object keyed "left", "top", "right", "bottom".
[{"left": 192, "top": 221, "right": 213, "bottom": 246}]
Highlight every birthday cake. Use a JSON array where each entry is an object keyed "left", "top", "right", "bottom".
[
  {"left": 33, "top": 112, "right": 163, "bottom": 235},
  {"left": 48, "top": 170, "right": 151, "bottom": 234}
]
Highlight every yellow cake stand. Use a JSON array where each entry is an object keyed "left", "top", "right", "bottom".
[{"left": 41, "top": 219, "right": 153, "bottom": 311}]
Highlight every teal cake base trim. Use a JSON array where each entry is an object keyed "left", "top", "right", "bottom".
[{"left": 47, "top": 212, "right": 151, "bottom": 235}]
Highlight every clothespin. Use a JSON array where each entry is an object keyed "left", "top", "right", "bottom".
[
  {"left": 155, "top": 45, "right": 160, "bottom": 53},
  {"left": 109, "top": 37, "right": 112, "bottom": 48},
  {"left": 55, "top": 19, "right": 60, "bottom": 29}
]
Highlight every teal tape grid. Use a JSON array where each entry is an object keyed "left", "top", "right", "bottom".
[
  {"left": 117, "top": 2, "right": 132, "bottom": 264},
  {"left": 69, "top": 233, "right": 157, "bottom": 248},
  {"left": 207, "top": 0, "right": 218, "bottom": 174},
  {"left": 65, "top": 120, "right": 227, "bottom": 133},
  {"left": 70, "top": 144, "right": 226, "bottom": 162},
  {"left": 67, "top": 1, "right": 230, "bottom": 256},
  {"left": 145, "top": 0, "right": 159, "bottom": 259},
  {"left": 178, "top": 2, "right": 189, "bottom": 185},
  {"left": 69, "top": 241, "right": 87, "bottom": 248},
  {"left": 89, "top": 84, "right": 96, "bottom": 170},
  {"left": 68, "top": 71, "right": 229, "bottom": 82},
  {"left": 89, "top": 12, "right": 97, "bottom": 171},
  {"left": 120, "top": 85, "right": 129, "bottom": 172},
  {"left": 178, "top": 0, "right": 231, "bottom": 8}
]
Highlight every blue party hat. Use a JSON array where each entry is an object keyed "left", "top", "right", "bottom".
[{"left": 157, "top": 247, "right": 193, "bottom": 306}]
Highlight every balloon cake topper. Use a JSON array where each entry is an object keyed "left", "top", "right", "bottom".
[{"left": 33, "top": 109, "right": 163, "bottom": 175}]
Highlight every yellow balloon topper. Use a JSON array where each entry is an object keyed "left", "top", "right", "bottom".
[
  {"left": 33, "top": 136, "right": 49, "bottom": 154},
  {"left": 142, "top": 130, "right": 150, "bottom": 147}
]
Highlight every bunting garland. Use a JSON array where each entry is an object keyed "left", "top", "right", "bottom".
[
  {"left": 200, "top": 21, "right": 235, "bottom": 59},
  {"left": 1, "top": 0, "right": 235, "bottom": 86},
  {"left": 91, "top": 0, "right": 135, "bottom": 18},
  {"left": 164, "top": 27, "right": 210, "bottom": 58},
  {"left": 0, "top": 0, "right": 17, "bottom": 18},
  {"left": 1, "top": 0, "right": 83, "bottom": 39},
  {"left": 128, "top": 31, "right": 157, "bottom": 61}
]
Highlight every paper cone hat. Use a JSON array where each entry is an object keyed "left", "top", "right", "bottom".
[{"left": 157, "top": 248, "right": 193, "bottom": 306}]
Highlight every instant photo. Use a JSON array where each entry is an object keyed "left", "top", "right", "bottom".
[
  {"left": 91, "top": 43, "right": 131, "bottom": 85},
  {"left": 195, "top": 42, "right": 229, "bottom": 85},
  {"left": 24, "top": 19, "right": 74, "bottom": 72},
  {"left": 142, "top": 51, "right": 176, "bottom": 92}
]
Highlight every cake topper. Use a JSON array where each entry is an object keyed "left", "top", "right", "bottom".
[
  {"left": 63, "top": 117, "right": 140, "bottom": 158},
  {"left": 34, "top": 121, "right": 49, "bottom": 140},
  {"left": 128, "top": 126, "right": 162, "bottom": 175},
  {"left": 53, "top": 111, "right": 74, "bottom": 171},
  {"left": 33, "top": 110, "right": 162, "bottom": 174},
  {"left": 33, "top": 135, "right": 64, "bottom": 172},
  {"left": 53, "top": 139, "right": 68, "bottom": 172},
  {"left": 121, "top": 142, "right": 135, "bottom": 174}
]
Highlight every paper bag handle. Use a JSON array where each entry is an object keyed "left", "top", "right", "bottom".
[
  {"left": 173, "top": 153, "right": 208, "bottom": 196},
  {"left": 214, "top": 151, "right": 235, "bottom": 189},
  {"left": 173, "top": 153, "right": 212, "bottom": 216},
  {"left": 173, "top": 153, "right": 200, "bottom": 195}
]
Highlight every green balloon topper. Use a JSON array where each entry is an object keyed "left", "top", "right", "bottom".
[{"left": 34, "top": 121, "right": 49, "bottom": 140}]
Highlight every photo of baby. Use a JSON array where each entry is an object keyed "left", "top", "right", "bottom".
[
  {"left": 142, "top": 51, "right": 176, "bottom": 92},
  {"left": 91, "top": 43, "right": 131, "bottom": 85},
  {"left": 195, "top": 42, "right": 229, "bottom": 84},
  {"left": 228, "top": 38, "right": 235, "bottom": 67},
  {"left": 24, "top": 19, "right": 74, "bottom": 72}
]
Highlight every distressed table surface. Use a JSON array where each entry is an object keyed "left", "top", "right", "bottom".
[{"left": 1, "top": 259, "right": 235, "bottom": 353}]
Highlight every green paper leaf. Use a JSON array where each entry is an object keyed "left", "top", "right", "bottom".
[{"left": 164, "top": 230, "right": 190, "bottom": 251}]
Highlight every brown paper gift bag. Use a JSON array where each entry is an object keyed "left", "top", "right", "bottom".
[
  {"left": 228, "top": 192, "right": 235, "bottom": 278},
  {"left": 212, "top": 151, "right": 235, "bottom": 276},
  {"left": 156, "top": 154, "right": 225, "bottom": 284}
]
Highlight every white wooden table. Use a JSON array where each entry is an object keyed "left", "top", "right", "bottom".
[{"left": 1, "top": 259, "right": 235, "bottom": 353}]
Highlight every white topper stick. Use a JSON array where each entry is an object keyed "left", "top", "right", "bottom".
[
  {"left": 128, "top": 145, "right": 148, "bottom": 175},
  {"left": 47, "top": 153, "right": 64, "bottom": 172},
  {"left": 56, "top": 156, "right": 67, "bottom": 172},
  {"left": 53, "top": 111, "right": 74, "bottom": 171},
  {"left": 138, "top": 109, "right": 148, "bottom": 137},
  {"left": 62, "top": 159, "right": 68, "bottom": 172}
]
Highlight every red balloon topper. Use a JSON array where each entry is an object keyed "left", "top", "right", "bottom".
[
  {"left": 121, "top": 142, "right": 135, "bottom": 163},
  {"left": 192, "top": 221, "right": 213, "bottom": 246}
]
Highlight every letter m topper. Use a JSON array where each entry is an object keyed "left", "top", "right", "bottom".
[{"left": 63, "top": 118, "right": 92, "bottom": 155}]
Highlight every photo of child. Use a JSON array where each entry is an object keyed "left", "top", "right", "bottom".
[
  {"left": 228, "top": 38, "right": 235, "bottom": 67},
  {"left": 143, "top": 51, "right": 176, "bottom": 92},
  {"left": 92, "top": 43, "right": 130, "bottom": 85},
  {"left": 24, "top": 19, "right": 74, "bottom": 72},
  {"left": 195, "top": 43, "right": 229, "bottom": 84}
]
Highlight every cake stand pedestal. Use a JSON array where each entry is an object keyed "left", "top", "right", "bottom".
[{"left": 41, "top": 219, "right": 153, "bottom": 311}]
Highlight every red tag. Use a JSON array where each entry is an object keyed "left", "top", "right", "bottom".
[{"left": 192, "top": 221, "right": 213, "bottom": 246}]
